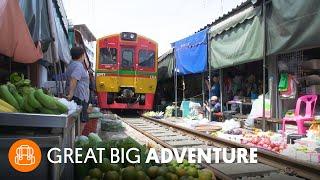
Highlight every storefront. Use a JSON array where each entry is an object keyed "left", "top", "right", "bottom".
[
  {"left": 151, "top": 0, "right": 320, "bottom": 167},
  {"left": 0, "top": 1, "right": 81, "bottom": 179}
]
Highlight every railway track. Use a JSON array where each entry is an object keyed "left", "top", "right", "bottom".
[{"left": 120, "top": 115, "right": 320, "bottom": 180}]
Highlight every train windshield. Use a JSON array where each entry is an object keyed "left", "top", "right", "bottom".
[
  {"left": 138, "top": 50, "right": 155, "bottom": 68},
  {"left": 100, "top": 47, "right": 117, "bottom": 65},
  {"left": 121, "top": 48, "right": 134, "bottom": 68}
]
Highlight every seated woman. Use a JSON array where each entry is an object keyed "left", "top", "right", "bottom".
[{"left": 204, "top": 96, "right": 222, "bottom": 121}]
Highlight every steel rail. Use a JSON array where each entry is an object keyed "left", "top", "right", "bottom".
[
  {"left": 141, "top": 115, "right": 320, "bottom": 180},
  {"left": 121, "top": 117, "right": 232, "bottom": 180}
]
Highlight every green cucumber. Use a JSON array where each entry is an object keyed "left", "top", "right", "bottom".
[
  {"left": 55, "top": 100, "right": 68, "bottom": 114},
  {"left": 34, "top": 89, "right": 57, "bottom": 110},
  {"left": 13, "top": 91, "right": 23, "bottom": 108},
  {"left": 22, "top": 95, "right": 35, "bottom": 113},
  {"left": 28, "top": 91, "right": 42, "bottom": 109},
  {"left": 38, "top": 107, "right": 60, "bottom": 115},
  {"left": 6, "top": 83, "right": 23, "bottom": 108},
  {"left": 0, "top": 85, "right": 20, "bottom": 110}
]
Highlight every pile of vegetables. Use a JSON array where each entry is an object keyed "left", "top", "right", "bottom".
[
  {"left": 143, "top": 111, "right": 164, "bottom": 119},
  {"left": 165, "top": 106, "right": 175, "bottom": 117},
  {"left": 0, "top": 72, "right": 68, "bottom": 114},
  {"left": 75, "top": 133, "right": 214, "bottom": 180},
  {"left": 100, "top": 119, "right": 124, "bottom": 132}
]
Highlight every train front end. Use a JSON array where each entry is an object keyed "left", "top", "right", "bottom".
[{"left": 96, "top": 32, "right": 157, "bottom": 110}]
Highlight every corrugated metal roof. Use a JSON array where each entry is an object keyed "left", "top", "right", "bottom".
[
  {"left": 74, "top": 24, "right": 96, "bottom": 42},
  {"left": 196, "top": 0, "right": 259, "bottom": 33},
  {"left": 158, "top": 49, "right": 173, "bottom": 63}
]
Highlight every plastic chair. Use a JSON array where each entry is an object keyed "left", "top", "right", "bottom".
[{"left": 282, "top": 95, "right": 318, "bottom": 135}]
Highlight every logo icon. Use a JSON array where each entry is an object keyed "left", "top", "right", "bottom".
[
  {"left": 15, "top": 145, "right": 35, "bottom": 166},
  {"left": 8, "top": 139, "right": 42, "bottom": 172}
]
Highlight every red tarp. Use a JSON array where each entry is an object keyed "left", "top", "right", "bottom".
[{"left": 0, "top": 0, "right": 43, "bottom": 63}]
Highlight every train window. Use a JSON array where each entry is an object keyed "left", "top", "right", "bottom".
[
  {"left": 138, "top": 50, "right": 155, "bottom": 68},
  {"left": 100, "top": 48, "right": 117, "bottom": 65},
  {"left": 121, "top": 48, "right": 134, "bottom": 68}
]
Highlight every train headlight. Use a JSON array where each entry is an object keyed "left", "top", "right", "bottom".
[{"left": 121, "top": 32, "right": 137, "bottom": 41}]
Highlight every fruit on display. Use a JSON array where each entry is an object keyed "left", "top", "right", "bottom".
[
  {"left": 103, "top": 171, "right": 120, "bottom": 180},
  {"left": 122, "top": 166, "right": 138, "bottom": 180},
  {"left": 241, "top": 136, "right": 286, "bottom": 153},
  {"left": 198, "top": 169, "right": 215, "bottom": 180},
  {"left": 75, "top": 134, "right": 214, "bottom": 180},
  {"left": 0, "top": 72, "right": 69, "bottom": 115},
  {"left": 88, "top": 133, "right": 102, "bottom": 146},
  {"left": 89, "top": 168, "right": 103, "bottom": 179},
  {"left": 146, "top": 166, "right": 159, "bottom": 178}
]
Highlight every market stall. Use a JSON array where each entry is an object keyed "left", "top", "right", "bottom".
[
  {"left": 0, "top": 72, "right": 81, "bottom": 179},
  {"left": 171, "top": 29, "right": 208, "bottom": 118},
  {"left": 150, "top": 0, "right": 320, "bottom": 167},
  {"left": 0, "top": 1, "right": 81, "bottom": 178}
]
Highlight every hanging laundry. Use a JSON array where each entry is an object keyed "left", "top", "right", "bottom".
[
  {"left": 278, "top": 72, "right": 289, "bottom": 92},
  {"left": 280, "top": 74, "right": 297, "bottom": 98}
]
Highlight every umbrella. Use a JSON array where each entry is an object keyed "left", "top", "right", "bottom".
[{"left": 0, "top": 0, "right": 43, "bottom": 63}]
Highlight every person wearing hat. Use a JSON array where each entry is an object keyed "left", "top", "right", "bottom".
[{"left": 204, "top": 96, "right": 221, "bottom": 121}]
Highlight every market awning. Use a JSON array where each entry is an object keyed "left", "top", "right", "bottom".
[
  {"left": 172, "top": 29, "right": 208, "bottom": 75},
  {"left": 49, "top": 0, "right": 71, "bottom": 64},
  {"left": 19, "top": 0, "right": 52, "bottom": 52},
  {"left": 267, "top": 0, "right": 320, "bottom": 55},
  {"left": 158, "top": 49, "right": 174, "bottom": 81},
  {"left": 209, "top": 5, "right": 261, "bottom": 37},
  {"left": 208, "top": 3, "right": 262, "bottom": 69},
  {"left": 0, "top": 0, "right": 43, "bottom": 63}
]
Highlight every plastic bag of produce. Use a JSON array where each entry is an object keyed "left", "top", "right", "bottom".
[
  {"left": 221, "top": 119, "right": 240, "bottom": 132},
  {"left": 57, "top": 97, "right": 77, "bottom": 114},
  {"left": 101, "top": 118, "right": 124, "bottom": 132},
  {"left": 246, "top": 94, "right": 271, "bottom": 119},
  {"left": 245, "top": 94, "right": 271, "bottom": 127}
]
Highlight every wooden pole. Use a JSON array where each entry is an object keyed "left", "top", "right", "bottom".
[
  {"left": 174, "top": 49, "right": 178, "bottom": 119},
  {"left": 47, "top": 0, "right": 60, "bottom": 95},
  {"left": 262, "top": 0, "right": 267, "bottom": 131},
  {"left": 207, "top": 33, "right": 212, "bottom": 122},
  {"left": 220, "top": 69, "right": 223, "bottom": 113}
]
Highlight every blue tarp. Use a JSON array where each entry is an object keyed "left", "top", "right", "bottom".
[{"left": 172, "top": 29, "right": 208, "bottom": 75}]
